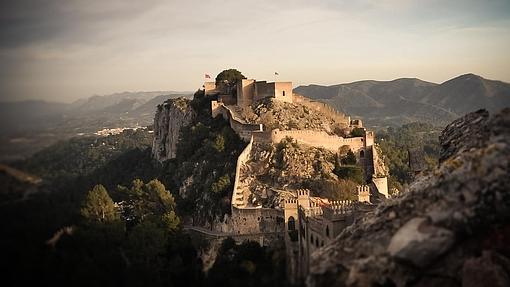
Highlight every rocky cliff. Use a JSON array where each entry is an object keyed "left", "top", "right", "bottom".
[
  {"left": 152, "top": 98, "right": 195, "bottom": 161},
  {"left": 307, "top": 108, "right": 510, "bottom": 287}
]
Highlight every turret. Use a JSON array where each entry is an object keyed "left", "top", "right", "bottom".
[
  {"left": 357, "top": 185, "right": 371, "bottom": 203},
  {"left": 297, "top": 189, "right": 311, "bottom": 209}
]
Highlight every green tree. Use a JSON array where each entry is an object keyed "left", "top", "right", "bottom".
[
  {"left": 215, "top": 69, "right": 246, "bottom": 85},
  {"left": 81, "top": 184, "right": 118, "bottom": 223},
  {"left": 334, "top": 166, "right": 364, "bottom": 184},
  {"left": 212, "top": 134, "right": 226, "bottom": 152},
  {"left": 162, "top": 211, "right": 180, "bottom": 232},
  {"left": 146, "top": 179, "right": 176, "bottom": 213},
  {"left": 350, "top": 128, "right": 365, "bottom": 137},
  {"left": 211, "top": 175, "right": 231, "bottom": 194},
  {"left": 341, "top": 149, "right": 357, "bottom": 165}
]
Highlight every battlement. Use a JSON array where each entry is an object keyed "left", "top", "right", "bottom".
[
  {"left": 284, "top": 198, "right": 298, "bottom": 205},
  {"left": 271, "top": 129, "right": 365, "bottom": 153},
  {"left": 297, "top": 189, "right": 310, "bottom": 197},
  {"left": 327, "top": 200, "right": 354, "bottom": 215},
  {"left": 357, "top": 185, "right": 371, "bottom": 203},
  {"left": 306, "top": 206, "right": 323, "bottom": 217}
]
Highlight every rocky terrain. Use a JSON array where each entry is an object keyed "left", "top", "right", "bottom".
[
  {"left": 239, "top": 139, "right": 358, "bottom": 208},
  {"left": 152, "top": 97, "right": 195, "bottom": 161},
  {"left": 307, "top": 108, "right": 510, "bottom": 287},
  {"left": 237, "top": 98, "right": 349, "bottom": 135}
]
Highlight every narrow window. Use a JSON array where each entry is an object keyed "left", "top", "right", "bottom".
[
  {"left": 283, "top": 91, "right": 286, "bottom": 96},
  {"left": 288, "top": 216, "right": 296, "bottom": 231},
  {"left": 360, "top": 150, "right": 365, "bottom": 158},
  {"left": 326, "top": 226, "right": 330, "bottom": 238}
]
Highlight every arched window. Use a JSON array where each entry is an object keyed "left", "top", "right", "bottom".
[
  {"left": 310, "top": 234, "right": 314, "bottom": 243},
  {"left": 315, "top": 238, "right": 319, "bottom": 247},
  {"left": 288, "top": 216, "right": 296, "bottom": 231},
  {"left": 326, "top": 226, "right": 330, "bottom": 238},
  {"left": 283, "top": 91, "right": 286, "bottom": 96},
  {"left": 360, "top": 150, "right": 365, "bottom": 158}
]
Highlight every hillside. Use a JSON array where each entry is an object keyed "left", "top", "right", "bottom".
[
  {"left": 294, "top": 74, "right": 510, "bottom": 128},
  {"left": 0, "top": 91, "right": 192, "bottom": 162}
]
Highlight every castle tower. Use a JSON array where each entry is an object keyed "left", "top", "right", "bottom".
[
  {"left": 364, "top": 130, "right": 375, "bottom": 147},
  {"left": 297, "top": 189, "right": 311, "bottom": 209},
  {"left": 284, "top": 198, "right": 299, "bottom": 233},
  {"left": 357, "top": 185, "right": 371, "bottom": 203},
  {"left": 283, "top": 197, "right": 300, "bottom": 285}
]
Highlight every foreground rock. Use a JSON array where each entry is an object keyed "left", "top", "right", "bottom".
[{"left": 307, "top": 108, "right": 510, "bottom": 287}]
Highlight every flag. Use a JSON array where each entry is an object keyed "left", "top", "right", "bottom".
[
  {"left": 205, "top": 74, "right": 211, "bottom": 79},
  {"left": 274, "top": 72, "right": 279, "bottom": 76}
]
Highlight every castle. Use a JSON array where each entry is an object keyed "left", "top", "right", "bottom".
[{"left": 203, "top": 77, "right": 389, "bottom": 284}]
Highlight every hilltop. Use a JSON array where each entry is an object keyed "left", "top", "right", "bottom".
[{"left": 294, "top": 74, "right": 510, "bottom": 128}]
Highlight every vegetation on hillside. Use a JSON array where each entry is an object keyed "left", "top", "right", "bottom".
[
  {"left": 376, "top": 122, "right": 440, "bottom": 190},
  {"left": 165, "top": 89, "right": 246, "bottom": 221},
  {"left": 17, "top": 128, "right": 153, "bottom": 180}
]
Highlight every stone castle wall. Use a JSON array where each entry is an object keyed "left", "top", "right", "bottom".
[
  {"left": 231, "top": 135, "right": 254, "bottom": 209},
  {"left": 211, "top": 101, "right": 263, "bottom": 141},
  {"left": 271, "top": 129, "right": 365, "bottom": 153}
]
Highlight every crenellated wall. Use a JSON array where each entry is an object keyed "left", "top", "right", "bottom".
[
  {"left": 271, "top": 129, "right": 365, "bottom": 153},
  {"left": 211, "top": 101, "right": 263, "bottom": 141}
]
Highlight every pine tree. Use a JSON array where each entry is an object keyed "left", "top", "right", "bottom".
[{"left": 81, "top": 184, "right": 118, "bottom": 223}]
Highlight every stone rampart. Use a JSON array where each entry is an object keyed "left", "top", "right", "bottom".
[
  {"left": 271, "top": 129, "right": 365, "bottom": 153},
  {"left": 231, "top": 136, "right": 254, "bottom": 209},
  {"left": 231, "top": 207, "right": 285, "bottom": 234},
  {"left": 372, "top": 176, "right": 388, "bottom": 198},
  {"left": 211, "top": 101, "right": 263, "bottom": 141}
]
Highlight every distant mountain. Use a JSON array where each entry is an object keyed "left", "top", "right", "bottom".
[
  {"left": 67, "top": 91, "right": 192, "bottom": 115},
  {"left": 294, "top": 74, "right": 510, "bottom": 128},
  {"left": 0, "top": 91, "right": 192, "bottom": 162}
]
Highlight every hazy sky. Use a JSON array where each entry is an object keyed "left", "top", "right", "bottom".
[{"left": 1, "top": 0, "right": 510, "bottom": 102}]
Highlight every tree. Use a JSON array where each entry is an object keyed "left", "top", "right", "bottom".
[
  {"left": 350, "top": 128, "right": 365, "bottom": 137},
  {"left": 215, "top": 69, "right": 246, "bottom": 85},
  {"left": 162, "top": 211, "right": 180, "bottom": 232},
  {"left": 341, "top": 150, "right": 357, "bottom": 165},
  {"left": 81, "top": 184, "right": 118, "bottom": 223},
  {"left": 211, "top": 175, "right": 231, "bottom": 194}
]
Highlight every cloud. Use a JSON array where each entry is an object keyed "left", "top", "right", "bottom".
[{"left": 0, "top": 0, "right": 509, "bottom": 102}]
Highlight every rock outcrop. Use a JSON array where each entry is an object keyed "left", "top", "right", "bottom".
[
  {"left": 307, "top": 108, "right": 510, "bottom": 287},
  {"left": 152, "top": 98, "right": 195, "bottom": 161}
]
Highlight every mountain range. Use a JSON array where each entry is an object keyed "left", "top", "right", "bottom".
[
  {"left": 294, "top": 73, "right": 510, "bottom": 128},
  {"left": 0, "top": 91, "right": 192, "bottom": 162}
]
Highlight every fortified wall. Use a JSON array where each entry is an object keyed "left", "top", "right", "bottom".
[
  {"left": 211, "top": 101, "right": 263, "bottom": 141},
  {"left": 270, "top": 129, "right": 366, "bottom": 153},
  {"left": 202, "top": 78, "right": 389, "bottom": 280},
  {"left": 231, "top": 136, "right": 254, "bottom": 209},
  {"left": 282, "top": 188, "right": 375, "bottom": 284}
]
